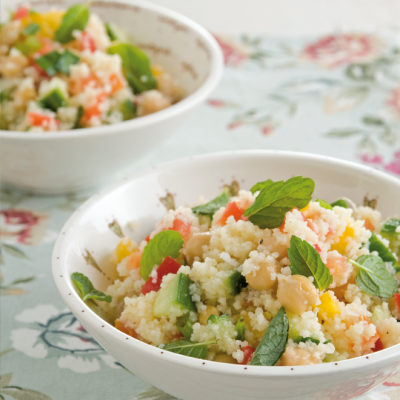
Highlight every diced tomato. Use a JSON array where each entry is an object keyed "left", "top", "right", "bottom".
[
  {"left": 217, "top": 202, "right": 247, "bottom": 226},
  {"left": 145, "top": 235, "right": 151, "bottom": 242},
  {"left": 238, "top": 345, "right": 255, "bottom": 365},
  {"left": 141, "top": 256, "right": 181, "bottom": 295},
  {"left": 78, "top": 31, "right": 97, "bottom": 52},
  {"left": 314, "top": 244, "right": 322, "bottom": 253},
  {"left": 83, "top": 93, "right": 107, "bottom": 122},
  {"left": 13, "top": 6, "right": 29, "bottom": 20},
  {"left": 109, "top": 73, "right": 124, "bottom": 93},
  {"left": 372, "top": 338, "right": 384, "bottom": 352},
  {"left": 35, "top": 37, "right": 54, "bottom": 56},
  {"left": 169, "top": 218, "right": 192, "bottom": 241},
  {"left": 115, "top": 320, "right": 138, "bottom": 338},
  {"left": 28, "top": 112, "right": 54, "bottom": 127},
  {"left": 394, "top": 294, "right": 400, "bottom": 310},
  {"left": 364, "top": 218, "right": 375, "bottom": 231}
]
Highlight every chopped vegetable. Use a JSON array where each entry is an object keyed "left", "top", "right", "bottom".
[
  {"left": 71, "top": 272, "right": 112, "bottom": 302},
  {"left": 244, "top": 176, "right": 315, "bottom": 229},
  {"left": 225, "top": 270, "right": 248, "bottom": 296},
  {"left": 55, "top": 4, "right": 90, "bottom": 43},
  {"left": 235, "top": 316, "right": 246, "bottom": 341},
  {"left": 140, "top": 230, "right": 184, "bottom": 280},
  {"left": 78, "top": 31, "right": 96, "bottom": 52},
  {"left": 35, "top": 50, "right": 80, "bottom": 76},
  {"left": 238, "top": 345, "right": 255, "bottom": 365},
  {"left": 369, "top": 232, "right": 400, "bottom": 272},
  {"left": 216, "top": 201, "right": 247, "bottom": 226},
  {"left": 288, "top": 235, "right": 333, "bottom": 291},
  {"left": 13, "top": 6, "right": 29, "bottom": 20},
  {"left": 39, "top": 88, "right": 68, "bottom": 112},
  {"left": 56, "top": 50, "right": 80, "bottom": 75},
  {"left": 315, "top": 199, "right": 333, "bottom": 210},
  {"left": 15, "top": 36, "right": 43, "bottom": 56},
  {"left": 141, "top": 256, "right": 181, "bottom": 295},
  {"left": 331, "top": 199, "right": 349, "bottom": 208},
  {"left": 120, "top": 100, "right": 137, "bottom": 121},
  {"left": 176, "top": 315, "right": 194, "bottom": 340},
  {"left": 73, "top": 106, "right": 84, "bottom": 129},
  {"left": 105, "top": 22, "right": 130, "bottom": 43}
]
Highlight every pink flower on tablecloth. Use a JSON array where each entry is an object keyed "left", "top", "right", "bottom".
[
  {"left": 302, "top": 34, "right": 384, "bottom": 68},
  {"left": 359, "top": 151, "right": 400, "bottom": 176},
  {"left": 0, "top": 209, "right": 56, "bottom": 245},
  {"left": 387, "top": 86, "right": 400, "bottom": 119},
  {"left": 213, "top": 35, "right": 249, "bottom": 67}
]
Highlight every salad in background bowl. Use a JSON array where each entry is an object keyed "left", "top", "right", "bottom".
[
  {"left": 0, "top": 3, "right": 183, "bottom": 131},
  {"left": 0, "top": 0, "right": 223, "bottom": 194},
  {"left": 52, "top": 151, "right": 400, "bottom": 400}
]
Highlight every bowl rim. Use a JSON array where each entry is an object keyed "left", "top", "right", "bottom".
[
  {"left": 52, "top": 150, "right": 400, "bottom": 377},
  {"left": 0, "top": 0, "right": 223, "bottom": 141}
]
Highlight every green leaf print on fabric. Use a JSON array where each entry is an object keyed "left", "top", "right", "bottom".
[
  {"left": 0, "top": 373, "right": 53, "bottom": 400},
  {"left": 0, "top": 273, "right": 36, "bottom": 296},
  {"left": 1, "top": 244, "right": 28, "bottom": 260}
]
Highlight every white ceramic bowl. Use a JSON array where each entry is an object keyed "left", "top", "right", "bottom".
[
  {"left": 52, "top": 151, "right": 400, "bottom": 400},
  {"left": 0, "top": 0, "right": 223, "bottom": 195}
]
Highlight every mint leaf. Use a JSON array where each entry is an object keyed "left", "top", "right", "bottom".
[
  {"left": 159, "top": 340, "right": 217, "bottom": 359},
  {"left": 350, "top": 255, "right": 398, "bottom": 298},
  {"left": 331, "top": 199, "right": 349, "bottom": 208},
  {"left": 35, "top": 51, "right": 61, "bottom": 76},
  {"left": 176, "top": 316, "right": 193, "bottom": 340},
  {"left": 55, "top": 4, "right": 90, "bottom": 44},
  {"left": 250, "top": 307, "right": 289, "bottom": 366},
  {"left": 249, "top": 179, "right": 273, "bottom": 194},
  {"left": 140, "top": 230, "right": 184, "bottom": 280},
  {"left": 56, "top": 50, "right": 80, "bottom": 75},
  {"left": 192, "top": 189, "right": 230, "bottom": 216},
  {"left": 243, "top": 176, "right": 315, "bottom": 229},
  {"left": 381, "top": 218, "right": 400, "bottom": 234},
  {"left": 235, "top": 316, "right": 246, "bottom": 340},
  {"left": 315, "top": 199, "right": 332, "bottom": 210},
  {"left": 107, "top": 43, "right": 156, "bottom": 94},
  {"left": 369, "top": 232, "right": 399, "bottom": 272},
  {"left": 22, "top": 22, "right": 40, "bottom": 35},
  {"left": 288, "top": 236, "right": 333, "bottom": 290},
  {"left": 71, "top": 272, "right": 112, "bottom": 303}
]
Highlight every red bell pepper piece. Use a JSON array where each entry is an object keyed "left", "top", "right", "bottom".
[
  {"left": 217, "top": 202, "right": 247, "bottom": 226},
  {"left": 238, "top": 345, "right": 255, "bottom": 365},
  {"left": 372, "top": 338, "right": 384, "bottom": 352},
  {"left": 79, "top": 31, "right": 97, "bottom": 52},
  {"left": 13, "top": 6, "right": 29, "bottom": 20},
  {"left": 314, "top": 244, "right": 322, "bottom": 253},
  {"left": 394, "top": 294, "right": 400, "bottom": 310},
  {"left": 141, "top": 256, "right": 181, "bottom": 295},
  {"left": 169, "top": 218, "right": 191, "bottom": 241}
]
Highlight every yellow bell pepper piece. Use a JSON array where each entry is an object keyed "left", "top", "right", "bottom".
[
  {"left": 318, "top": 292, "right": 341, "bottom": 320},
  {"left": 116, "top": 237, "right": 135, "bottom": 263},
  {"left": 300, "top": 204, "right": 310, "bottom": 212},
  {"left": 29, "top": 11, "right": 65, "bottom": 38},
  {"left": 330, "top": 226, "right": 354, "bottom": 255},
  {"left": 151, "top": 65, "right": 164, "bottom": 77}
]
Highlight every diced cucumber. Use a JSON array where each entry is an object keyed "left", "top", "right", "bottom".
[
  {"left": 371, "top": 305, "right": 391, "bottom": 324},
  {"left": 176, "top": 315, "right": 193, "bottom": 340},
  {"left": 105, "top": 22, "right": 130, "bottom": 43},
  {"left": 120, "top": 100, "right": 137, "bottom": 121},
  {"left": 331, "top": 199, "right": 349, "bottom": 208},
  {"left": 381, "top": 219, "right": 400, "bottom": 254},
  {"left": 224, "top": 270, "right": 247, "bottom": 297},
  {"left": 315, "top": 199, "right": 332, "bottom": 210},
  {"left": 39, "top": 88, "right": 67, "bottom": 112},
  {"left": 153, "top": 273, "right": 196, "bottom": 318},
  {"left": 369, "top": 232, "right": 399, "bottom": 272}
]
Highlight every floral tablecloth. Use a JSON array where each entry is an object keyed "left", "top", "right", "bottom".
[{"left": 1, "top": 32, "right": 400, "bottom": 400}]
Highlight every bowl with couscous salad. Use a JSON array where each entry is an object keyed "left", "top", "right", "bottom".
[
  {"left": 0, "top": 0, "right": 223, "bottom": 193},
  {"left": 53, "top": 151, "right": 400, "bottom": 400}
]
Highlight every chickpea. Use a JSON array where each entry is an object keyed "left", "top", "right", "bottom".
[
  {"left": 185, "top": 233, "right": 211, "bottom": 266},
  {"left": 280, "top": 347, "right": 318, "bottom": 366},
  {"left": 213, "top": 353, "right": 237, "bottom": 364},
  {"left": 199, "top": 305, "right": 219, "bottom": 325},
  {"left": 244, "top": 258, "right": 280, "bottom": 291},
  {"left": 137, "top": 90, "right": 171, "bottom": 117},
  {"left": 277, "top": 275, "right": 319, "bottom": 315}
]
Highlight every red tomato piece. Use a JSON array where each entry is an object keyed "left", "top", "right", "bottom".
[
  {"left": 145, "top": 235, "right": 151, "bottom": 242},
  {"left": 79, "top": 31, "right": 97, "bottom": 52},
  {"left": 217, "top": 202, "right": 247, "bottom": 226},
  {"left": 372, "top": 338, "right": 384, "bottom": 352},
  {"left": 169, "top": 218, "right": 192, "bottom": 241},
  {"left": 314, "top": 244, "right": 322, "bottom": 253},
  {"left": 28, "top": 112, "right": 53, "bottom": 127},
  {"left": 238, "top": 345, "right": 255, "bottom": 365},
  {"left": 394, "top": 294, "right": 400, "bottom": 310},
  {"left": 141, "top": 256, "right": 181, "bottom": 295},
  {"left": 13, "top": 6, "right": 29, "bottom": 20}
]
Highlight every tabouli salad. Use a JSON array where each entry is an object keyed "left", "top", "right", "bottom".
[
  {"left": 72, "top": 177, "right": 400, "bottom": 366},
  {"left": 0, "top": 4, "right": 183, "bottom": 131}
]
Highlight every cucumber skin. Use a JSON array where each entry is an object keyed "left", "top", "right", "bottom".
[
  {"left": 225, "top": 270, "right": 247, "bottom": 297},
  {"left": 153, "top": 273, "right": 196, "bottom": 318}
]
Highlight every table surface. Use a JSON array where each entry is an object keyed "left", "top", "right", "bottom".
[{"left": 1, "top": 6, "right": 400, "bottom": 400}]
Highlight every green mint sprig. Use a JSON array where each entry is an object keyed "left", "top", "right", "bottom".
[
  {"left": 55, "top": 4, "right": 90, "bottom": 43},
  {"left": 159, "top": 340, "right": 217, "bottom": 359},
  {"left": 192, "top": 189, "right": 230, "bottom": 217},
  {"left": 71, "top": 272, "right": 112, "bottom": 302},
  {"left": 288, "top": 236, "right": 333, "bottom": 290}
]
